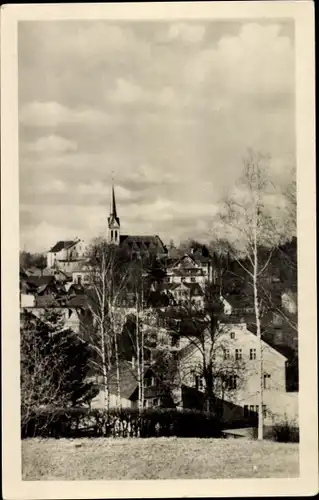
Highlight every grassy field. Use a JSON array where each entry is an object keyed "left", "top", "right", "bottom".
[{"left": 22, "top": 437, "right": 299, "bottom": 480}]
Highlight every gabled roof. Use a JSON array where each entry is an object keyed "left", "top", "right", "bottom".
[
  {"left": 168, "top": 254, "right": 197, "bottom": 269},
  {"left": 49, "top": 240, "right": 77, "bottom": 253},
  {"left": 120, "top": 235, "right": 167, "bottom": 253},
  {"left": 108, "top": 361, "right": 139, "bottom": 399}
]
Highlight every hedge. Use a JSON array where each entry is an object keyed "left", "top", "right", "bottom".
[
  {"left": 271, "top": 421, "right": 299, "bottom": 442},
  {"left": 21, "top": 407, "right": 223, "bottom": 439}
]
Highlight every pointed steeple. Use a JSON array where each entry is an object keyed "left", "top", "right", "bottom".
[
  {"left": 111, "top": 184, "right": 117, "bottom": 218},
  {"left": 108, "top": 177, "right": 120, "bottom": 244}
]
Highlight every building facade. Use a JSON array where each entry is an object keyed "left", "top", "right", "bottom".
[{"left": 47, "top": 238, "right": 87, "bottom": 272}]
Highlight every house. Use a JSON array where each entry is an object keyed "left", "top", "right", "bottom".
[
  {"left": 47, "top": 238, "right": 87, "bottom": 272},
  {"left": 20, "top": 275, "right": 60, "bottom": 302},
  {"left": 165, "top": 281, "right": 205, "bottom": 309},
  {"left": 21, "top": 292, "right": 92, "bottom": 334},
  {"left": 71, "top": 260, "right": 93, "bottom": 286},
  {"left": 177, "top": 322, "right": 289, "bottom": 423},
  {"left": 91, "top": 361, "right": 177, "bottom": 410},
  {"left": 107, "top": 184, "right": 168, "bottom": 258},
  {"left": 165, "top": 253, "right": 213, "bottom": 286}
]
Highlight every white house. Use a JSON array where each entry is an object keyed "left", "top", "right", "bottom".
[
  {"left": 71, "top": 260, "right": 93, "bottom": 286},
  {"left": 177, "top": 322, "right": 288, "bottom": 423},
  {"left": 166, "top": 254, "right": 213, "bottom": 285},
  {"left": 47, "top": 239, "right": 87, "bottom": 271}
]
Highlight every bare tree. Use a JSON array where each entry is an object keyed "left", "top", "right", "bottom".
[
  {"left": 214, "top": 149, "right": 283, "bottom": 439},
  {"left": 156, "top": 285, "right": 246, "bottom": 414},
  {"left": 84, "top": 239, "right": 130, "bottom": 410}
]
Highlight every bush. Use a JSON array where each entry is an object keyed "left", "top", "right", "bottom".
[
  {"left": 272, "top": 419, "right": 299, "bottom": 443},
  {"left": 21, "top": 407, "right": 223, "bottom": 439}
]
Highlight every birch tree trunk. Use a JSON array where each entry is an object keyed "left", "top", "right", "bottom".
[
  {"left": 114, "top": 329, "right": 121, "bottom": 407},
  {"left": 253, "top": 239, "right": 264, "bottom": 440},
  {"left": 100, "top": 324, "right": 109, "bottom": 410},
  {"left": 135, "top": 293, "right": 142, "bottom": 411}
]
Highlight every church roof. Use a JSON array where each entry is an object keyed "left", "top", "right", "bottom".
[{"left": 119, "top": 235, "right": 167, "bottom": 253}]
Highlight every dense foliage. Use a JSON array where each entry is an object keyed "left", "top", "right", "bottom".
[
  {"left": 21, "top": 407, "right": 223, "bottom": 439},
  {"left": 21, "top": 310, "right": 98, "bottom": 427},
  {"left": 20, "top": 250, "right": 47, "bottom": 270}
]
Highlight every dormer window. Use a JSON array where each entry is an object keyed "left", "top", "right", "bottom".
[{"left": 230, "top": 332, "right": 235, "bottom": 339}]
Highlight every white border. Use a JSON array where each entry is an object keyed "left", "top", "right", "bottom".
[{"left": 1, "top": 2, "right": 317, "bottom": 498}]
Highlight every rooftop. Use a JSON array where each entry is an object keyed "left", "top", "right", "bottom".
[{"left": 49, "top": 240, "right": 77, "bottom": 253}]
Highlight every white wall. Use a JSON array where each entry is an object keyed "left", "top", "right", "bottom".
[
  {"left": 178, "top": 323, "right": 287, "bottom": 417},
  {"left": 90, "top": 390, "right": 132, "bottom": 409},
  {"left": 20, "top": 293, "right": 36, "bottom": 307}
]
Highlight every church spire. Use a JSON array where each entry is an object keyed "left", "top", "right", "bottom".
[
  {"left": 108, "top": 175, "right": 120, "bottom": 245},
  {"left": 111, "top": 184, "right": 117, "bottom": 218}
]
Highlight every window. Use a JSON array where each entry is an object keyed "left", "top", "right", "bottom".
[
  {"left": 263, "top": 373, "right": 271, "bottom": 389},
  {"left": 153, "top": 398, "right": 160, "bottom": 407},
  {"left": 194, "top": 375, "right": 204, "bottom": 391},
  {"left": 244, "top": 405, "right": 249, "bottom": 417},
  {"left": 224, "top": 349, "right": 230, "bottom": 360},
  {"left": 226, "top": 375, "right": 238, "bottom": 390},
  {"left": 230, "top": 332, "right": 235, "bottom": 339},
  {"left": 235, "top": 349, "right": 242, "bottom": 360},
  {"left": 143, "top": 399, "right": 148, "bottom": 408},
  {"left": 190, "top": 277, "right": 196, "bottom": 282},
  {"left": 250, "top": 348, "right": 257, "bottom": 360},
  {"left": 247, "top": 405, "right": 267, "bottom": 416},
  {"left": 77, "top": 275, "right": 82, "bottom": 285},
  {"left": 111, "top": 230, "right": 114, "bottom": 240}
]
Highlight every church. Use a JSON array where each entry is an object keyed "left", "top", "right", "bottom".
[
  {"left": 107, "top": 184, "right": 168, "bottom": 259},
  {"left": 46, "top": 183, "right": 168, "bottom": 271}
]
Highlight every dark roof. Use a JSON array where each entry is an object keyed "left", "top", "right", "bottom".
[
  {"left": 108, "top": 361, "right": 139, "bottom": 399},
  {"left": 67, "top": 284, "right": 85, "bottom": 295},
  {"left": 35, "top": 295, "right": 58, "bottom": 308},
  {"left": 34, "top": 293, "right": 88, "bottom": 309},
  {"left": 119, "top": 235, "right": 167, "bottom": 253},
  {"left": 49, "top": 240, "right": 76, "bottom": 253},
  {"left": 23, "top": 275, "right": 55, "bottom": 287},
  {"left": 65, "top": 295, "right": 88, "bottom": 308}
]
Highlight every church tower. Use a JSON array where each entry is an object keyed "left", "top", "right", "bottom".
[{"left": 108, "top": 184, "right": 120, "bottom": 245}]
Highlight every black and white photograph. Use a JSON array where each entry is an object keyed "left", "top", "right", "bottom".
[{"left": 1, "top": 2, "right": 317, "bottom": 498}]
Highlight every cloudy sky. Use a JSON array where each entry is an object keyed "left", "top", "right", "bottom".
[{"left": 19, "top": 20, "right": 295, "bottom": 252}]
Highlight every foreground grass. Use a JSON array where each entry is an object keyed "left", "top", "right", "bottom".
[{"left": 22, "top": 437, "right": 299, "bottom": 480}]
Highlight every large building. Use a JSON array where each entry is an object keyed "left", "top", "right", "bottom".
[
  {"left": 47, "top": 238, "right": 87, "bottom": 273},
  {"left": 107, "top": 184, "right": 168, "bottom": 259}
]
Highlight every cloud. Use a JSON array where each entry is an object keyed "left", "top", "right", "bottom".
[
  {"left": 18, "top": 21, "right": 295, "bottom": 250},
  {"left": 167, "top": 23, "right": 206, "bottom": 43},
  {"left": 20, "top": 221, "right": 77, "bottom": 253},
  {"left": 109, "top": 78, "right": 144, "bottom": 104},
  {"left": 185, "top": 23, "right": 294, "bottom": 96},
  {"left": 24, "top": 134, "right": 78, "bottom": 154},
  {"left": 76, "top": 182, "right": 132, "bottom": 201},
  {"left": 20, "top": 101, "right": 111, "bottom": 127}
]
